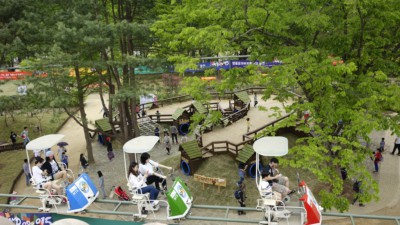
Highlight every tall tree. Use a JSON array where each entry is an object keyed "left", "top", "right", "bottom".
[{"left": 153, "top": 0, "right": 400, "bottom": 211}]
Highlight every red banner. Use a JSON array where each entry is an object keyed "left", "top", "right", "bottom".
[{"left": 0, "top": 71, "right": 31, "bottom": 80}]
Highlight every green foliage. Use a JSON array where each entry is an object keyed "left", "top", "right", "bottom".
[
  {"left": 152, "top": 0, "right": 400, "bottom": 212},
  {"left": 208, "top": 110, "right": 223, "bottom": 126},
  {"left": 180, "top": 76, "right": 212, "bottom": 101},
  {"left": 188, "top": 112, "right": 206, "bottom": 134}
]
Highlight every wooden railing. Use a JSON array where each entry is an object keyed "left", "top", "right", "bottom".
[
  {"left": 147, "top": 114, "right": 174, "bottom": 123},
  {"left": 242, "top": 113, "right": 293, "bottom": 141},
  {"left": 139, "top": 86, "right": 267, "bottom": 111},
  {"left": 200, "top": 139, "right": 254, "bottom": 159},
  {"left": 221, "top": 103, "right": 250, "bottom": 123},
  {"left": 0, "top": 143, "right": 25, "bottom": 153}
]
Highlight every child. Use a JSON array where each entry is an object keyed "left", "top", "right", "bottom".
[
  {"left": 107, "top": 149, "right": 115, "bottom": 161},
  {"left": 97, "top": 171, "right": 106, "bottom": 199},
  {"left": 373, "top": 148, "right": 383, "bottom": 173},
  {"left": 235, "top": 183, "right": 246, "bottom": 215},
  {"left": 236, "top": 162, "right": 247, "bottom": 187},
  {"left": 379, "top": 138, "right": 385, "bottom": 152},
  {"left": 164, "top": 133, "right": 171, "bottom": 155},
  {"left": 61, "top": 152, "right": 69, "bottom": 169},
  {"left": 154, "top": 126, "right": 160, "bottom": 142}
]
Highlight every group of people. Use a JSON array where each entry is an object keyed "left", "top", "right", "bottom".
[
  {"left": 10, "top": 127, "right": 30, "bottom": 146},
  {"left": 154, "top": 124, "right": 187, "bottom": 155},
  {"left": 127, "top": 153, "right": 172, "bottom": 211},
  {"left": 28, "top": 150, "right": 73, "bottom": 200},
  {"left": 235, "top": 157, "right": 296, "bottom": 215}
]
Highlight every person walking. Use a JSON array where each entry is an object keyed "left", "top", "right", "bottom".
[
  {"left": 164, "top": 133, "right": 171, "bottom": 155},
  {"left": 352, "top": 180, "right": 365, "bottom": 207},
  {"left": 373, "top": 148, "right": 383, "bottom": 173},
  {"left": 80, "top": 154, "right": 89, "bottom": 173},
  {"left": 154, "top": 126, "right": 160, "bottom": 142},
  {"left": 23, "top": 159, "right": 31, "bottom": 186},
  {"left": 235, "top": 183, "right": 246, "bottom": 215},
  {"left": 246, "top": 118, "right": 251, "bottom": 133},
  {"left": 391, "top": 136, "right": 400, "bottom": 155},
  {"left": 20, "top": 127, "right": 30, "bottom": 146},
  {"left": 254, "top": 93, "right": 258, "bottom": 107},
  {"left": 170, "top": 125, "right": 179, "bottom": 144},
  {"left": 98, "top": 171, "right": 106, "bottom": 199}
]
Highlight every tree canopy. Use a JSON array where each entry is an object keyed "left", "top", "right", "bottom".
[{"left": 152, "top": 0, "right": 400, "bottom": 211}]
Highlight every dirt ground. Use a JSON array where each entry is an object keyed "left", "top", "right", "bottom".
[{"left": 11, "top": 93, "right": 400, "bottom": 224}]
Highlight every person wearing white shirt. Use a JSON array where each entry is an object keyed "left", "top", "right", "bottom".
[
  {"left": 128, "top": 162, "right": 159, "bottom": 205},
  {"left": 32, "top": 158, "right": 61, "bottom": 195},
  {"left": 260, "top": 173, "right": 282, "bottom": 201},
  {"left": 139, "top": 153, "right": 172, "bottom": 192},
  {"left": 391, "top": 136, "right": 400, "bottom": 155}
]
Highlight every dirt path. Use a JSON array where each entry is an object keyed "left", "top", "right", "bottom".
[{"left": 12, "top": 94, "right": 400, "bottom": 224}]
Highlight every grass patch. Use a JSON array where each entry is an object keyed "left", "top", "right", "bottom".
[
  {"left": 0, "top": 109, "right": 70, "bottom": 143},
  {"left": 160, "top": 151, "right": 342, "bottom": 207},
  {"left": 160, "top": 154, "right": 322, "bottom": 206},
  {"left": 0, "top": 110, "right": 70, "bottom": 204},
  {"left": 0, "top": 150, "right": 33, "bottom": 204},
  {"left": 0, "top": 80, "right": 34, "bottom": 96}
]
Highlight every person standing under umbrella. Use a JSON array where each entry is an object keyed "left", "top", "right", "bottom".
[{"left": 57, "top": 145, "right": 67, "bottom": 161}]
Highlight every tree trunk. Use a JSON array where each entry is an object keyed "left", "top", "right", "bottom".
[{"left": 74, "top": 65, "right": 95, "bottom": 163}]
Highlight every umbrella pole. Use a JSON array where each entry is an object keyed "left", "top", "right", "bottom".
[{"left": 124, "top": 153, "right": 128, "bottom": 183}]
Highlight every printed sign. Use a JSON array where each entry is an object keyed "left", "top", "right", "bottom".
[
  {"left": 66, "top": 173, "right": 98, "bottom": 213},
  {"left": 0, "top": 212, "right": 52, "bottom": 225}
]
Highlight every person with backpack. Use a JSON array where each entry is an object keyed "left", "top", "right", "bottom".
[
  {"left": 373, "top": 148, "right": 383, "bottom": 173},
  {"left": 234, "top": 183, "right": 246, "bottom": 215}
]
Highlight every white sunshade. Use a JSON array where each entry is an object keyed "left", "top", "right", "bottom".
[
  {"left": 123, "top": 136, "right": 159, "bottom": 153},
  {"left": 25, "top": 134, "right": 65, "bottom": 151},
  {"left": 253, "top": 136, "right": 288, "bottom": 156}
]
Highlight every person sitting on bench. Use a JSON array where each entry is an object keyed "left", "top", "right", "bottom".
[
  {"left": 260, "top": 172, "right": 282, "bottom": 202},
  {"left": 32, "top": 158, "right": 62, "bottom": 195},
  {"left": 263, "top": 157, "right": 296, "bottom": 198},
  {"left": 41, "top": 151, "right": 72, "bottom": 184},
  {"left": 128, "top": 162, "right": 159, "bottom": 207},
  {"left": 139, "top": 153, "right": 172, "bottom": 193}
]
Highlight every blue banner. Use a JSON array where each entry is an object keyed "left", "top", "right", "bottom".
[
  {"left": 66, "top": 173, "right": 98, "bottom": 213},
  {"left": 186, "top": 60, "right": 282, "bottom": 73}
]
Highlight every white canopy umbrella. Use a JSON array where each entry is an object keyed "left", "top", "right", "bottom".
[
  {"left": 122, "top": 136, "right": 159, "bottom": 182},
  {"left": 252, "top": 136, "right": 289, "bottom": 188},
  {"left": 25, "top": 134, "right": 65, "bottom": 174},
  {"left": 26, "top": 134, "right": 65, "bottom": 151},
  {"left": 253, "top": 136, "right": 288, "bottom": 156}
]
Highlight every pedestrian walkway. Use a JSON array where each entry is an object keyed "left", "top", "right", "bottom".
[{"left": 11, "top": 93, "right": 400, "bottom": 223}]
